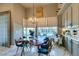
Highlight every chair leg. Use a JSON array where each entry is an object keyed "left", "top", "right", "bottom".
[
  {"left": 46, "top": 54, "right": 49, "bottom": 56},
  {"left": 21, "top": 47, "right": 24, "bottom": 56},
  {"left": 16, "top": 47, "right": 19, "bottom": 55},
  {"left": 38, "top": 53, "right": 40, "bottom": 56}
]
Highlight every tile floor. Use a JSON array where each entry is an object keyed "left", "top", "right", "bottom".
[{"left": 0, "top": 44, "right": 71, "bottom": 56}]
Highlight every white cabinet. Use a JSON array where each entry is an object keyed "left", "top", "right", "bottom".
[
  {"left": 72, "top": 4, "right": 79, "bottom": 27},
  {"left": 77, "top": 42, "right": 79, "bottom": 56},
  {"left": 67, "top": 38, "right": 72, "bottom": 54},
  {"left": 62, "top": 4, "right": 79, "bottom": 28},
  {"left": 67, "top": 6, "right": 72, "bottom": 27},
  {"left": 62, "top": 12, "right": 65, "bottom": 27},
  {"left": 62, "top": 6, "right": 72, "bottom": 28},
  {"left": 72, "top": 40, "right": 78, "bottom": 56},
  {"left": 61, "top": 8, "right": 68, "bottom": 28},
  {"left": 64, "top": 9, "right": 68, "bottom": 27},
  {"left": 64, "top": 37, "right": 68, "bottom": 49}
]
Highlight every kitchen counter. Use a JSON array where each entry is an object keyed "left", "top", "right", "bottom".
[
  {"left": 64, "top": 35, "right": 79, "bottom": 56},
  {"left": 64, "top": 35, "right": 79, "bottom": 42}
]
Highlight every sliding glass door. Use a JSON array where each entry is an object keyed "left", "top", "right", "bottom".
[{"left": 0, "top": 11, "right": 11, "bottom": 47}]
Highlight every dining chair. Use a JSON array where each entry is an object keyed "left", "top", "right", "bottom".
[{"left": 15, "top": 40, "right": 25, "bottom": 56}]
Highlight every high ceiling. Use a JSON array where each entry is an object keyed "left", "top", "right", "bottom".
[{"left": 21, "top": 3, "right": 53, "bottom": 8}]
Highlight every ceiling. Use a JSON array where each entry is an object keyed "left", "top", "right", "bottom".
[{"left": 21, "top": 3, "right": 53, "bottom": 8}]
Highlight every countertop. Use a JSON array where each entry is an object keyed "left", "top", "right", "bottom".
[{"left": 64, "top": 35, "right": 79, "bottom": 42}]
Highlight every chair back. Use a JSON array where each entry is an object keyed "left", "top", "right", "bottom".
[{"left": 15, "top": 40, "right": 24, "bottom": 47}]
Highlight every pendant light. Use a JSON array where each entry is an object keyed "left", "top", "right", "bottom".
[{"left": 32, "top": 3, "right": 38, "bottom": 39}]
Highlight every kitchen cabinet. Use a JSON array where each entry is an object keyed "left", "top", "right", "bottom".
[
  {"left": 77, "top": 42, "right": 79, "bottom": 56},
  {"left": 64, "top": 9, "right": 68, "bottom": 27},
  {"left": 67, "top": 38, "right": 72, "bottom": 54},
  {"left": 67, "top": 6, "right": 72, "bottom": 27},
  {"left": 60, "top": 3, "right": 79, "bottom": 56},
  {"left": 61, "top": 4, "right": 79, "bottom": 28},
  {"left": 58, "top": 15, "right": 62, "bottom": 34},
  {"left": 62, "top": 12, "right": 65, "bottom": 27},
  {"left": 72, "top": 4, "right": 79, "bottom": 27},
  {"left": 64, "top": 36, "right": 79, "bottom": 56},
  {"left": 72, "top": 40, "right": 78, "bottom": 56},
  {"left": 64, "top": 37, "right": 68, "bottom": 50},
  {"left": 62, "top": 6, "right": 69, "bottom": 28}
]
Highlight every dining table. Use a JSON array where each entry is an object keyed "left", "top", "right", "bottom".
[
  {"left": 15, "top": 39, "right": 42, "bottom": 55},
  {"left": 15, "top": 36, "right": 47, "bottom": 56}
]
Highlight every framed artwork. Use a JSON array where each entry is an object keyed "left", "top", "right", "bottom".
[{"left": 36, "top": 7, "right": 43, "bottom": 18}]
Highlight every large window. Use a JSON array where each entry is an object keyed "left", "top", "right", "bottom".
[
  {"left": 24, "top": 27, "right": 35, "bottom": 40},
  {"left": 24, "top": 27, "right": 57, "bottom": 40},
  {"left": 37, "top": 27, "right": 57, "bottom": 37},
  {"left": 37, "top": 27, "right": 57, "bottom": 43}
]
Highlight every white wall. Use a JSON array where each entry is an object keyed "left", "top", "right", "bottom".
[
  {"left": 25, "top": 4, "right": 57, "bottom": 17},
  {"left": 24, "top": 16, "right": 57, "bottom": 27},
  {"left": 0, "top": 3, "right": 26, "bottom": 45},
  {"left": 43, "top": 4, "right": 58, "bottom": 17},
  {"left": 25, "top": 4, "right": 58, "bottom": 27},
  {"left": 12, "top": 4, "right": 25, "bottom": 43}
]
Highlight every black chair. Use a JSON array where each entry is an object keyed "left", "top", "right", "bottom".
[
  {"left": 15, "top": 40, "right": 25, "bottom": 56},
  {"left": 38, "top": 43, "right": 49, "bottom": 55},
  {"left": 38, "top": 37, "right": 52, "bottom": 56}
]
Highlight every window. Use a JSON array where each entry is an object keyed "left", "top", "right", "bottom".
[
  {"left": 24, "top": 27, "right": 35, "bottom": 40},
  {"left": 37, "top": 27, "right": 57, "bottom": 37}
]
